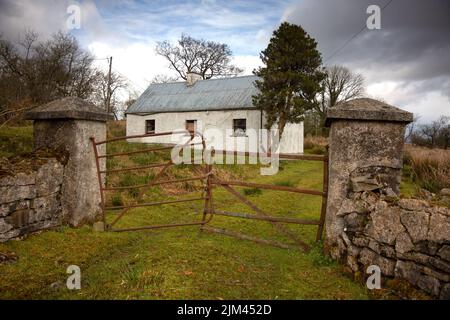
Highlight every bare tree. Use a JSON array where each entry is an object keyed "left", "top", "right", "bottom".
[
  {"left": 150, "top": 74, "right": 179, "bottom": 84},
  {"left": 314, "top": 65, "right": 365, "bottom": 125},
  {"left": 419, "top": 116, "right": 449, "bottom": 148},
  {"left": 0, "top": 30, "right": 99, "bottom": 124},
  {"left": 91, "top": 71, "right": 128, "bottom": 120},
  {"left": 156, "top": 34, "right": 243, "bottom": 80}
]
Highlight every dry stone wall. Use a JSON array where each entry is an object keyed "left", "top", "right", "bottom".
[
  {"left": 325, "top": 98, "right": 449, "bottom": 299},
  {"left": 0, "top": 157, "right": 64, "bottom": 241},
  {"left": 330, "top": 187, "right": 450, "bottom": 299}
]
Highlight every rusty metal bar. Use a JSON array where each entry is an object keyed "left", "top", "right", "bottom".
[
  {"left": 211, "top": 179, "right": 324, "bottom": 197},
  {"left": 316, "top": 146, "right": 329, "bottom": 241},
  {"left": 110, "top": 221, "right": 207, "bottom": 232},
  {"left": 103, "top": 175, "right": 207, "bottom": 191},
  {"left": 213, "top": 210, "right": 320, "bottom": 225},
  {"left": 108, "top": 196, "right": 207, "bottom": 227},
  {"left": 108, "top": 159, "right": 176, "bottom": 227},
  {"left": 90, "top": 137, "right": 106, "bottom": 225},
  {"left": 98, "top": 143, "right": 203, "bottom": 158},
  {"left": 210, "top": 149, "right": 326, "bottom": 161},
  {"left": 106, "top": 197, "right": 207, "bottom": 210},
  {"left": 202, "top": 226, "right": 296, "bottom": 250},
  {"left": 219, "top": 182, "right": 310, "bottom": 252},
  {"left": 101, "top": 162, "right": 172, "bottom": 174},
  {"left": 95, "top": 130, "right": 202, "bottom": 145}
]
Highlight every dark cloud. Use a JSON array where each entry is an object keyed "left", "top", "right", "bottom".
[{"left": 284, "top": 0, "right": 450, "bottom": 98}]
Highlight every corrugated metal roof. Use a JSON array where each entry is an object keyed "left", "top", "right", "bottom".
[{"left": 126, "top": 75, "right": 260, "bottom": 114}]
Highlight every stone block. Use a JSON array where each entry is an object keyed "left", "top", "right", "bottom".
[
  {"left": 365, "top": 204, "right": 404, "bottom": 245},
  {"left": 6, "top": 209, "right": 33, "bottom": 228},
  {"left": 417, "top": 274, "right": 440, "bottom": 297},
  {"left": 0, "top": 185, "right": 36, "bottom": 203},
  {"left": 351, "top": 175, "right": 382, "bottom": 192},
  {"left": 428, "top": 213, "right": 450, "bottom": 243},
  {"left": 395, "top": 231, "right": 414, "bottom": 253},
  {"left": 31, "top": 193, "right": 61, "bottom": 223},
  {"left": 438, "top": 245, "right": 450, "bottom": 262},
  {"left": 400, "top": 210, "right": 429, "bottom": 243},
  {"left": 36, "top": 160, "right": 63, "bottom": 196},
  {"left": 398, "top": 199, "right": 429, "bottom": 211},
  {"left": 0, "top": 219, "right": 13, "bottom": 234},
  {"left": 395, "top": 260, "right": 421, "bottom": 286},
  {"left": 359, "top": 248, "right": 396, "bottom": 276}
]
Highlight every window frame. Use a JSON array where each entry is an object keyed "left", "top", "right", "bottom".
[
  {"left": 232, "top": 118, "right": 247, "bottom": 137},
  {"left": 185, "top": 119, "right": 197, "bottom": 134},
  {"left": 145, "top": 119, "right": 155, "bottom": 134}
]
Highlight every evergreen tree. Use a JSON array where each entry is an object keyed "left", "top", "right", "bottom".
[{"left": 253, "top": 22, "right": 325, "bottom": 139}]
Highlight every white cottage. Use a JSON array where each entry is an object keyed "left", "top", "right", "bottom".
[{"left": 125, "top": 74, "right": 304, "bottom": 154}]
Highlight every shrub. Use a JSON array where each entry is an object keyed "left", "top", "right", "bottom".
[
  {"left": 111, "top": 194, "right": 123, "bottom": 207},
  {"left": 243, "top": 187, "right": 262, "bottom": 196},
  {"left": 274, "top": 180, "right": 296, "bottom": 187}
]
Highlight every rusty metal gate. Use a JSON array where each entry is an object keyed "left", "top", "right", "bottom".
[{"left": 91, "top": 132, "right": 328, "bottom": 252}]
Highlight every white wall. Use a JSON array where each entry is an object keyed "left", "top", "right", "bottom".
[{"left": 126, "top": 109, "right": 303, "bottom": 154}]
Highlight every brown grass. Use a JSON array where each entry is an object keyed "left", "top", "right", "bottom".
[
  {"left": 403, "top": 144, "right": 450, "bottom": 193},
  {"left": 304, "top": 135, "right": 328, "bottom": 155}
]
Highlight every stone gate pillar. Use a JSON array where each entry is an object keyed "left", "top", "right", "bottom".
[
  {"left": 25, "top": 97, "right": 112, "bottom": 226},
  {"left": 324, "top": 98, "right": 413, "bottom": 258}
]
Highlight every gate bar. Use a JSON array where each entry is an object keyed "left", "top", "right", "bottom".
[
  {"left": 219, "top": 183, "right": 310, "bottom": 252},
  {"left": 212, "top": 179, "right": 324, "bottom": 196},
  {"left": 103, "top": 175, "right": 208, "bottom": 191},
  {"left": 111, "top": 221, "right": 207, "bottom": 232},
  {"left": 315, "top": 146, "right": 329, "bottom": 241},
  {"left": 100, "top": 162, "right": 172, "bottom": 174},
  {"left": 105, "top": 197, "right": 207, "bottom": 210},
  {"left": 213, "top": 210, "right": 320, "bottom": 225},
  {"left": 202, "top": 226, "right": 296, "bottom": 250},
  {"left": 210, "top": 150, "right": 326, "bottom": 161},
  {"left": 98, "top": 142, "right": 203, "bottom": 158},
  {"left": 94, "top": 130, "right": 202, "bottom": 145}
]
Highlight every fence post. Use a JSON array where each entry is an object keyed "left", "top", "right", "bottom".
[
  {"left": 324, "top": 98, "right": 413, "bottom": 259},
  {"left": 25, "top": 97, "right": 113, "bottom": 227}
]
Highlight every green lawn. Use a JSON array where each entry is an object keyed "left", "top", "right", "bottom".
[
  {"left": 2, "top": 124, "right": 422, "bottom": 299},
  {"left": 0, "top": 153, "right": 370, "bottom": 299}
]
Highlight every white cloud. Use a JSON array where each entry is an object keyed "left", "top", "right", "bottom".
[
  {"left": 367, "top": 81, "right": 450, "bottom": 123},
  {"left": 88, "top": 41, "right": 177, "bottom": 93},
  {"left": 232, "top": 55, "right": 263, "bottom": 75}
]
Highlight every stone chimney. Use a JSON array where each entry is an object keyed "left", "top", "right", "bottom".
[{"left": 186, "top": 72, "right": 202, "bottom": 86}]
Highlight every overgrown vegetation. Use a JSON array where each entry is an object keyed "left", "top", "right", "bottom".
[
  {"left": 0, "top": 31, "right": 128, "bottom": 125},
  {"left": 2, "top": 121, "right": 444, "bottom": 299},
  {"left": 403, "top": 145, "right": 450, "bottom": 193},
  {"left": 0, "top": 121, "right": 373, "bottom": 299},
  {"left": 303, "top": 135, "right": 328, "bottom": 155}
]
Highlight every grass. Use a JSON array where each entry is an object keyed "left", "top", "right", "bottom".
[
  {"left": 0, "top": 125, "right": 33, "bottom": 157},
  {"left": 10, "top": 124, "right": 446, "bottom": 299},
  {"left": 0, "top": 123, "right": 371, "bottom": 299},
  {"left": 0, "top": 157, "right": 370, "bottom": 299},
  {"left": 304, "top": 135, "right": 328, "bottom": 155},
  {"left": 403, "top": 144, "right": 449, "bottom": 193}
]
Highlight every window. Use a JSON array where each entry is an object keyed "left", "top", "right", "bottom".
[
  {"left": 233, "top": 119, "right": 247, "bottom": 136},
  {"left": 185, "top": 120, "right": 197, "bottom": 134},
  {"left": 146, "top": 119, "right": 155, "bottom": 134}
]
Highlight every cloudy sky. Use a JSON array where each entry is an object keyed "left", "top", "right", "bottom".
[{"left": 0, "top": 0, "right": 449, "bottom": 122}]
